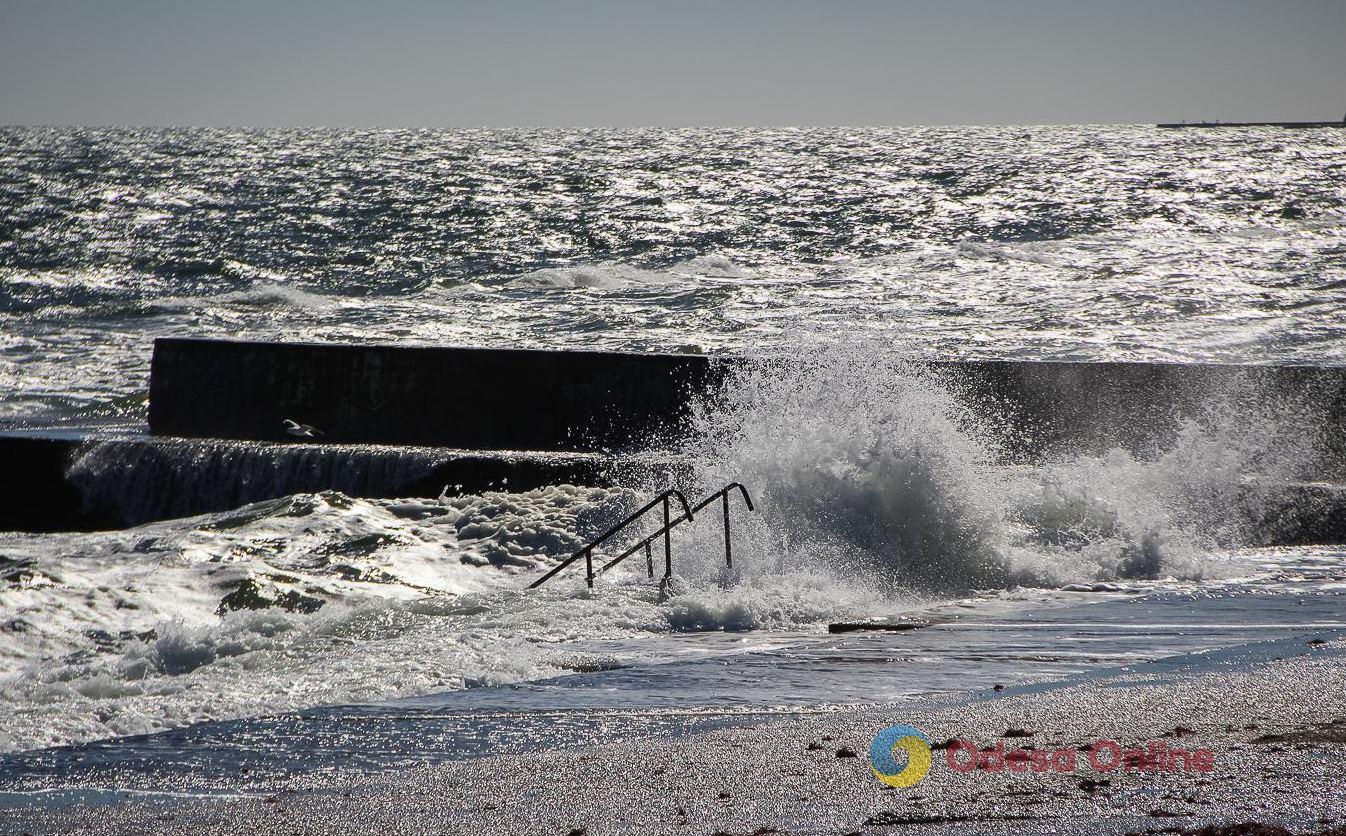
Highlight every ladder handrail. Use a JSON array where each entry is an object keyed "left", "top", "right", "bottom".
[
  {"left": 692, "top": 481, "right": 754, "bottom": 515},
  {"left": 593, "top": 482, "right": 754, "bottom": 579},
  {"left": 528, "top": 483, "right": 754, "bottom": 589},
  {"left": 527, "top": 488, "right": 694, "bottom": 589}
]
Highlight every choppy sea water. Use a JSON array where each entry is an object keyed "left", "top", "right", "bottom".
[
  {"left": 2, "top": 126, "right": 1345, "bottom": 805},
  {"left": 3, "top": 125, "right": 1345, "bottom": 424}
]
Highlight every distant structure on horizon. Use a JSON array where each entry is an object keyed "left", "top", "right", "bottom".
[{"left": 1157, "top": 113, "right": 1346, "bottom": 129}]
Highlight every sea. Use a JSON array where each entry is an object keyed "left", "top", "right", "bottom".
[{"left": 1, "top": 125, "right": 1344, "bottom": 806}]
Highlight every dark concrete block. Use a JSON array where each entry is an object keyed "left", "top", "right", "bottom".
[{"left": 149, "top": 338, "right": 721, "bottom": 451}]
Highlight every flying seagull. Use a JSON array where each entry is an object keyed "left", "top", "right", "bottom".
[{"left": 283, "top": 419, "right": 323, "bottom": 438}]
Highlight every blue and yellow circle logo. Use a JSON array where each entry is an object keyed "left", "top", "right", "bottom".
[{"left": 870, "top": 723, "right": 932, "bottom": 787}]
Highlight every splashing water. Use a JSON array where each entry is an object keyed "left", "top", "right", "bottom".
[{"left": 664, "top": 342, "right": 1331, "bottom": 595}]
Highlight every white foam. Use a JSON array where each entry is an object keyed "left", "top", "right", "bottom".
[
  {"left": 507, "top": 265, "right": 678, "bottom": 290},
  {"left": 0, "top": 486, "right": 634, "bottom": 752},
  {"left": 211, "top": 281, "right": 332, "bottom": 309},
  {"left": 503, "top": 255, "right": 750, "bottom": 290},
  {"left": 670, "top": 255, "right": 751, "bottom": 278}
]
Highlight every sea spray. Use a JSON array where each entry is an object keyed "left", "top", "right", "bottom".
[
  {"left": 1014, "top": 369, "right": 1332, "bottom": 565},
  {"left": 0, "top": 375, "right": 1333, "bottom": 751},
  {"left": 673, "top": 347, "right": 1015, "bottom": 592},
  {"left": 663, "top": 343, "right": 1332, "bottom": 594}
]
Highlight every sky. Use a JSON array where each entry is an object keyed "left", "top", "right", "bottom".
[{"left": 1, "top": 0, "right": 1343, "bottom": 127}]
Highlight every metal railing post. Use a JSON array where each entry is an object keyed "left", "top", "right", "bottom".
[
  {"left": 663, "top": 495, "right": 672, "bottom": 578},
  {"left": 722, "top": 490, "right": 732, "bottom": 569},
  {"left": 585, "top": 547, "right": 594, "bottom": 588},
  {"left": 645, "top": 542, "right": 653, "bottom": 578}
]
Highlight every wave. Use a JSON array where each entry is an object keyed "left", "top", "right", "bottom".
[
  {"left": 0, "top": 485, "right": 639, "bottom": 752},
  {"left": 506, "top": 265, "right": 680, "bottom": 291},
  {"left": 672, "top": 342, "right": 1330, "bottom": 593},
  {"left": 207, "top": 280, "right": 332, "bottom": 309},
  {"left": 503, "top": 255, "right": 751, "bottom": 291}
]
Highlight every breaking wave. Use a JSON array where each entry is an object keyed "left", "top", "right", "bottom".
[{"left": 671, "top": 342, "right": 1330, "bottom": 593}]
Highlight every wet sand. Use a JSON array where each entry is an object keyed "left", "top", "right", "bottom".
[{"left": 6, "top": 637, "right": 1344, "bottom": 836}]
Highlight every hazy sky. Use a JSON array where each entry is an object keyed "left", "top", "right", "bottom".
[{"left": 2, "top": 0, "right": 1343, "bottom": 127}]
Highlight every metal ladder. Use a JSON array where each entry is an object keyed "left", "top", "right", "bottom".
[{"left": 527, "top": 483, "right": 755, "bottom": 589}]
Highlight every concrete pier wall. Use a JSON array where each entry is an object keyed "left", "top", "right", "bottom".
[
  {"left": 0, "top": 436, "right": 118, "bottom": 532},
  {"left": 149, "top": 338, "right": 720, "bottom": 451},
  {"left": 932, "top": 360, "right": 1346, "bottom": 468},
  {"left": 148, "top": 338, "right": 1346, "bottom": 466},
  {"left": 1157, "top": 121, "right": 1346, "bottom": 129}
]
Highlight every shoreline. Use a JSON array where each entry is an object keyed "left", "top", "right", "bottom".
[{"left": 6, "top": 637, "right": 1344, "bottom": 835}]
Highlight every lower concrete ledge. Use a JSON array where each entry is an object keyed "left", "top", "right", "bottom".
[
  {"left": 2, "top": 433, "right": 1343, "bottom": 547},
  {"left": 0, "top": 434, "right": 662, "bottom": 532},
  {"left": 0, "top": 436, "right": 109, "bottom": 532}
]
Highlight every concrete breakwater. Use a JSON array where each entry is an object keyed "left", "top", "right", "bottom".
[
  {"left": 3, "top": 338, "right": 1345, "bottom": 536},
  {"left": 150, "top": 338, "right": 1346, "bottom": 465}
]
